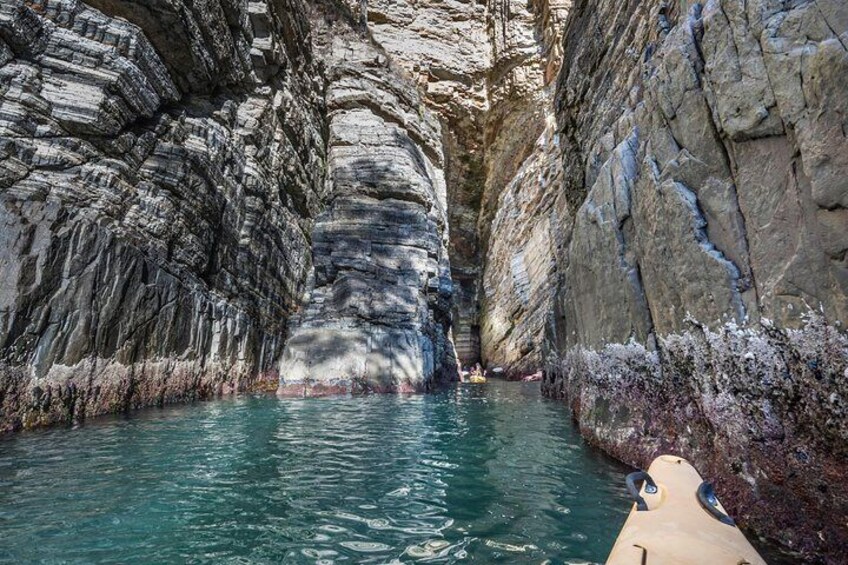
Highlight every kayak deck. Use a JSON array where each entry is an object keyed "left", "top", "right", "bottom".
[{"left": 607, "top": 455, "right": 766, "bottom": 565}]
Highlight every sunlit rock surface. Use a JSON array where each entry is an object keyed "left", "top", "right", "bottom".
[{"left": 480, "top": 118, "right": 566, "bottom": 377}]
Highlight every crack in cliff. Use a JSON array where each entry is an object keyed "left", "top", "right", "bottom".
[
  {"left": 689, "top": 7, "right": 761, "bottom": 313},
  {"left": 814, "top": 0, "right": 848, "bottom": 52}
]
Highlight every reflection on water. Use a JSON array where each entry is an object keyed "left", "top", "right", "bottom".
[{"left": 0, "top": 381, "right": 633, "bottom": 563}]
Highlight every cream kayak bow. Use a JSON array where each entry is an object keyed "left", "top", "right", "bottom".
[{"left": 607, "top": 455, "right": 766, "bottom": 565}]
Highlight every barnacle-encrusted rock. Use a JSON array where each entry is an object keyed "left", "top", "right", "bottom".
[{"left": 532, "top": 0, "right": 848, "bottom": 559}]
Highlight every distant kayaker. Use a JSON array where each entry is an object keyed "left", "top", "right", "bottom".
[{"left": 468, "top": 363, "right": 486, "bottom": 384}]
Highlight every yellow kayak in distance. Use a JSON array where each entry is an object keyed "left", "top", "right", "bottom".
[
  {"left": 607, "top": 455, "right": 766, "bottom": 565},
  {"left": 468, "top": 375, "right": 487, "bottom": 384}
]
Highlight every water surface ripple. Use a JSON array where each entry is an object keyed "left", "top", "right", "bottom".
[{"left": 0, "top": 381, "right": 632, "bottom": 563}]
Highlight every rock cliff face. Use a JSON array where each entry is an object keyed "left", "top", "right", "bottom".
[
  {"left": 0, "top": 0, "right": 326, "bottom": 431},
  {"left": 480, "top": 118, "right": 566, "bottom": 377},
  {"left": 276, "top": 1, "right": 456, "bottom": 394},
  {"left": 525, "top": 0, "right": 848, "bottom": 559},
  {"left": 345, "top": 0, "right": 571, "bottom": 366},
  {"left": 478, "top": 1, "right": 570, "bottom": 376}
]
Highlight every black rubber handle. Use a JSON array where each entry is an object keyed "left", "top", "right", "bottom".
[
  {"left": 626, "top": 471, "right": 658, "bottom": 511},
  {"left": 697, "top": 481, "right": 736, "bottom": 526}
]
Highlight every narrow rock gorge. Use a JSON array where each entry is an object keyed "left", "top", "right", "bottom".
[{"left": 1, "top": 0, "right": 846, "bottom": 560}]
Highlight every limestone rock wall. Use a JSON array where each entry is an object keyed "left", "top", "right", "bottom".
[
  {"left": 477, "top": 1, "right": 570, "bottom": 375},
  {"left": 481, "top": 0, "right": 570, "bottom": 245},
  {"left": 476, "top": 0, "right": 570, "bottom": 369},
  {"left": 535, "top": 0, "right": 848, "bottom": 558},
  {"left": 276, "top": 2, "right": 457, "bottom": 394},
  {"left": 480, "top": 119, "right": 566, "bottom": 377},
  {"left": 344, "top": 0, "right": 570, "bottom": 366},
  {"left": 0, "top": 0, "right": 326, "bottom": 431}
]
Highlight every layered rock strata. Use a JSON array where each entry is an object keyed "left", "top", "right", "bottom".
[
  {"left": 531, "top": 0, "right": 848, "bottom": 559},
  {"left": 343, "top": 0, "right": 491, "bottom": 366},
  {"left": 477, "top": 1, "right": 570, "bottom": 375},
  {"left": 0, "top": 0, "right": 326, "bottom": 431},
  {"left": 276, "top": 2, "right": 457, "bottom": 394},
  {"left": 3, "top": 0, "right": 847, "bottom": 558},
  {"left": 480, "top": 118, "right": 566, "bottom": 377},
  {"left": 346, "top": 0, "right": 571, "bottom": 366}
]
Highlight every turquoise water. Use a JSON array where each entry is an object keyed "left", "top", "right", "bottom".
[{"left": 0, "top": 381, "right": 633, "bottom": 564}]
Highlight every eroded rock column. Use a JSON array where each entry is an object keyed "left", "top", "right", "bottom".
[
  {"left": 277, "top": 4, "right": 456, "bottom": 394},
  {"left": 347, "top": 0, "right": 492, "bottom": 366}
]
